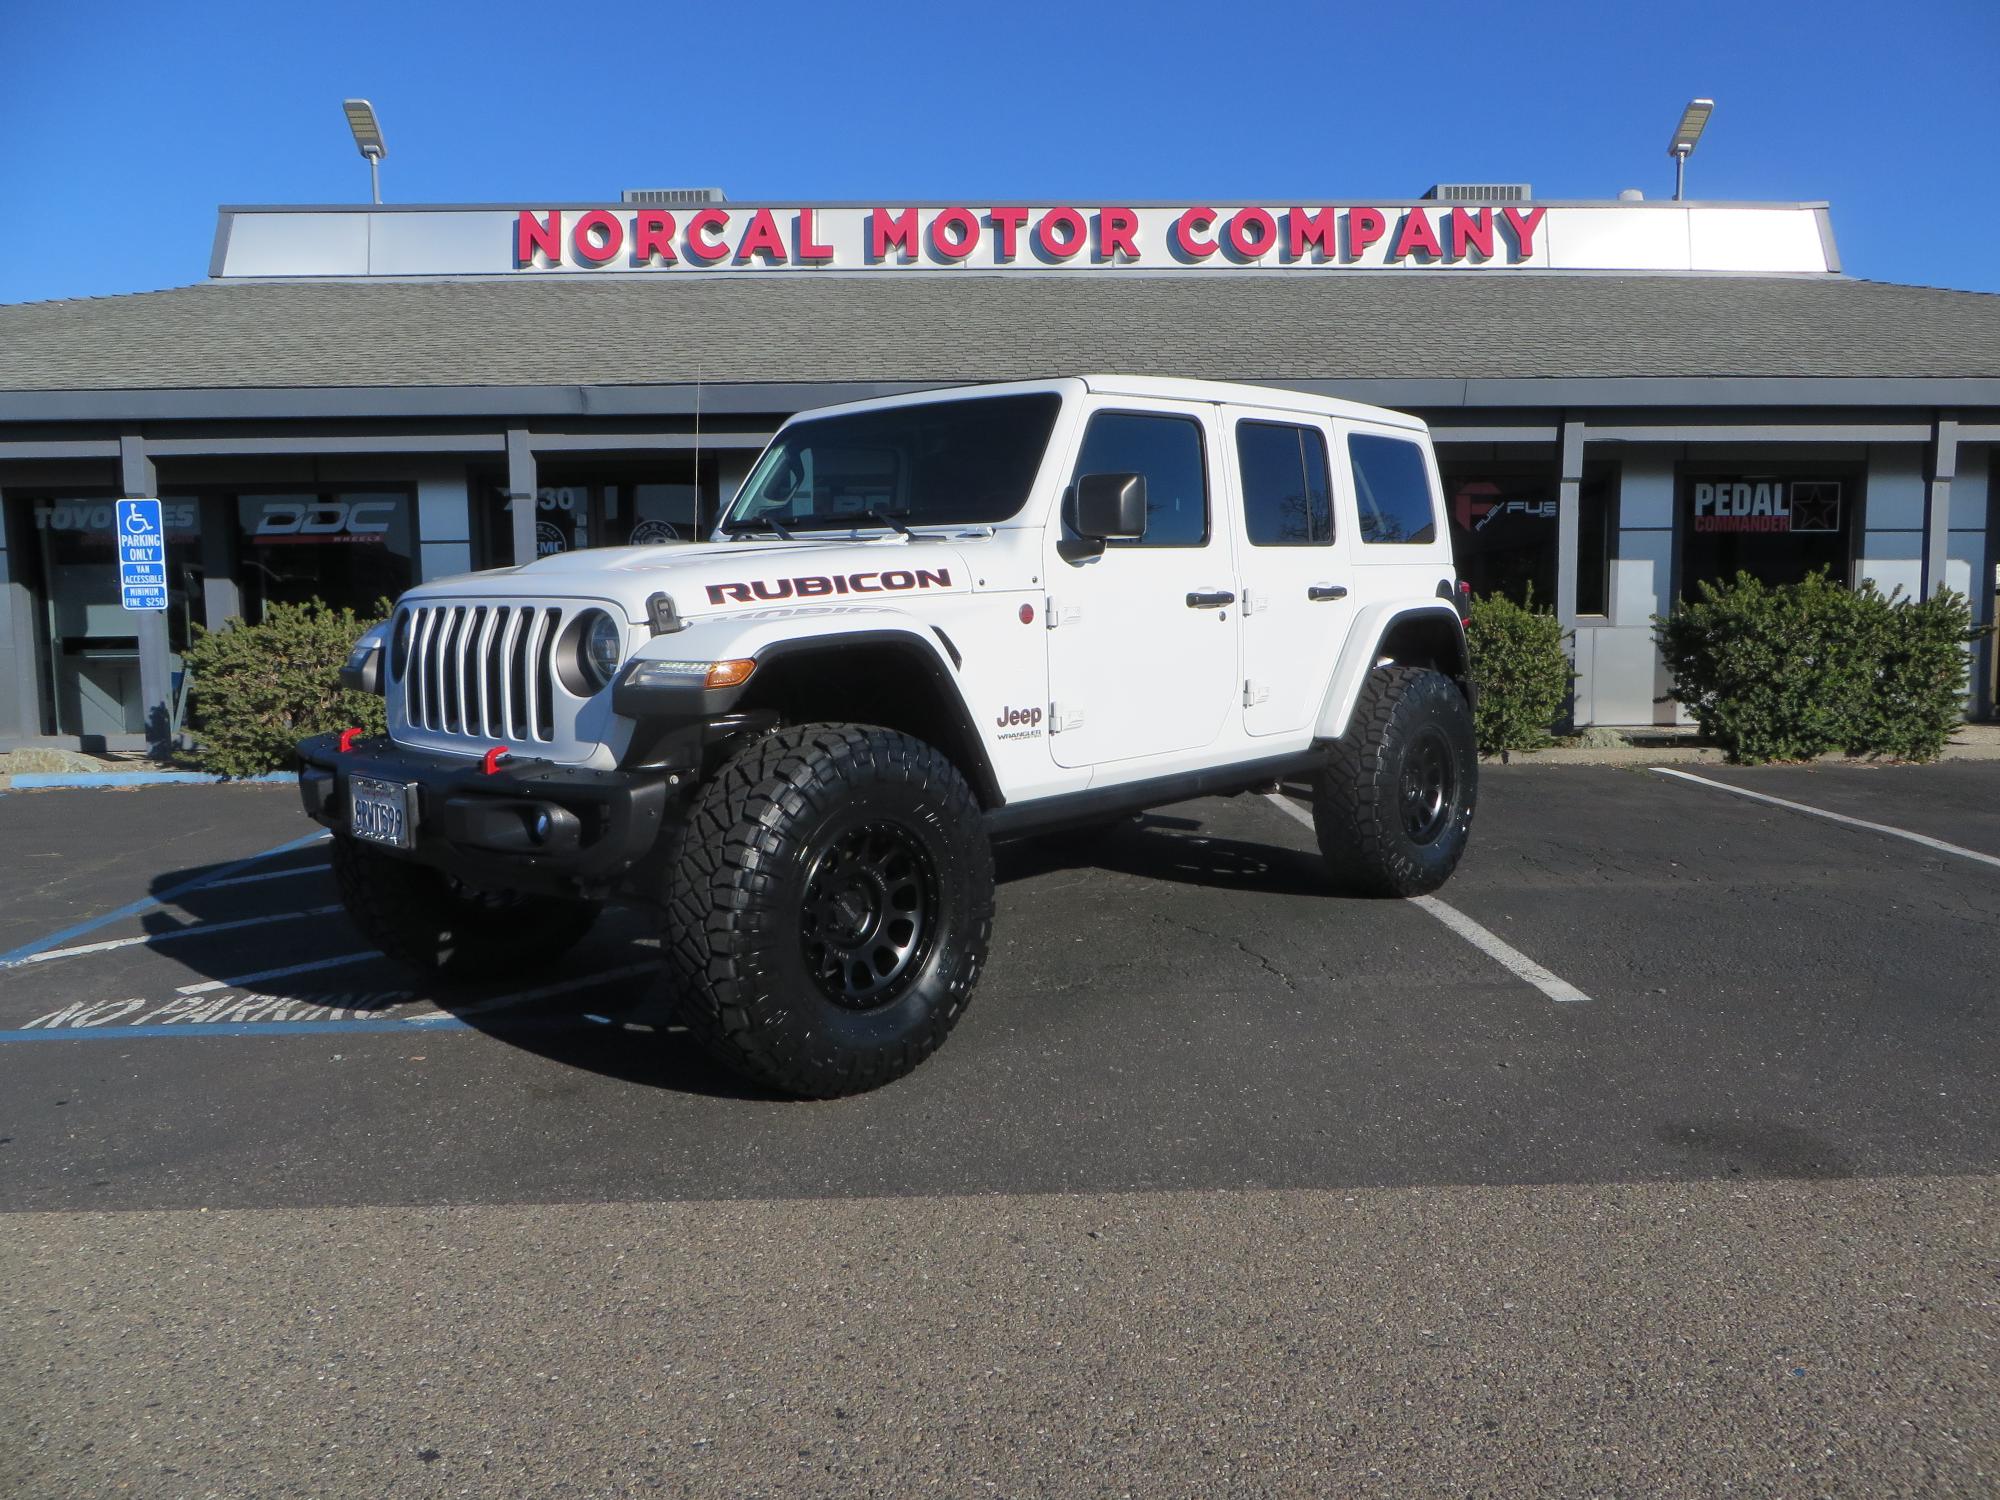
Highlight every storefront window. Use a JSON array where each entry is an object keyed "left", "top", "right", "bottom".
[
  {"left": 234, "top": 491, "right": 414, "bottom": 620},
  {"left": 29, "top": 495, "right": 202, "bottom": 738},
  {"left": 1679, "top": 468, "right": 1856, "bottom": 596},
  {"left": 1443, "top": 461, "right": 1613, "bottom": 613},
  {"left": 472, "top": 461, "right": 707, "bottom": 568}
]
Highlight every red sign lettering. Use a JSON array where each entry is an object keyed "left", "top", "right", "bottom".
[
  {"left": 1389, "top": 208, "right": 1442, "bottom": 261},
  {"left": 871, "top": 206, "right": 919, "bottom": 260}
]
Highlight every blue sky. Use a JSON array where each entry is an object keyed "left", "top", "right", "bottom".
[{"left": 3, "top": 0, "right": 1996, "bottom": 303}]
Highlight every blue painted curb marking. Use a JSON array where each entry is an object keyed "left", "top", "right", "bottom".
[
  {"left": 0, "top": 829, "right": 331, "bottom": 968},
  {"left": 7, "top": 771, "right": 296, "bottom": 789}
]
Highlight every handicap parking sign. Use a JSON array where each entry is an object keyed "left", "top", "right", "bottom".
[{"left": 116, "top": 498, "right": 168, "bottom": 611}]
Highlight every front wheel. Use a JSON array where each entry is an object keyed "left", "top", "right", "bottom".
[
  {"left": 664, "top": 723, "right": 995, "bottom": 1099},
  {"left": 1313, "top": 665, "right": 1477, "bottom": 897},
  {"left": 330, "top": 836, "right": 600, "bottom": 979}
]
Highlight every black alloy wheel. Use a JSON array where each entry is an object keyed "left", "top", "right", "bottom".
[
  {"left": 800, "top": 820, "right": 940, "bottom": 1009},
  {"left": 1398, "top": 725, "right": 1458, "bottom": 846}
]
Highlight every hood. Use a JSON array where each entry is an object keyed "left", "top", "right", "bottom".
[{"left": 409, "top": 536, "right": 976, "bottom": 621}]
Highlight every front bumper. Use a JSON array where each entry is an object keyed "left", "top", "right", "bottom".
[{"left": 297, "top": 733, "right": 672, "bottom": 895}]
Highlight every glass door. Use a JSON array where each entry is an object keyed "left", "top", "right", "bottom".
[{"left": 29, "top": 495, "right": 201, "bottom": 739}]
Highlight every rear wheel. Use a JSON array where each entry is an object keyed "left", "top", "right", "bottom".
[
  {"left": 664, "top": 723, "right": 994, "bottom": 1098},
  {"left": 330, "top": 836, "right": 599, "bottom": 979},
  {"left": 1313, "top": 665, "right": 1477, "bottom": 896}
]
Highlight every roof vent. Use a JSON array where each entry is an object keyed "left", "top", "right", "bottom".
[
  {"left": 620, "top": 187, "right": 728, "bottom": 206},
  {"left": 1421, "top": 183, "right": 1532, "bottom": 203}
]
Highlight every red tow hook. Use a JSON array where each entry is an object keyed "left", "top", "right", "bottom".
[
  {"left": 480, "top": 746, "right": 509, "bottom": 776},
  {"left": 337, "top": 727, "right": 364, "bottom": 753}
]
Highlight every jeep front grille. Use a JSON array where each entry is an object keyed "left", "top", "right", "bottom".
[{"left": 399, "top": 602, "right": 564, "bottom": 744}]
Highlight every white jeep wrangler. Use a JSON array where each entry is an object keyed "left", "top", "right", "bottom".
[{"left": 300, "top": 376, "right": 1477, "bottom": 1096}]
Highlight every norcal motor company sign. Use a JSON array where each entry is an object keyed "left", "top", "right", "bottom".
[
  {"left": 211, "top": 201, "right": 1839, "bottom": 278},
  {"left": 514, "top": 203, "right": 1549, "bottom": 271}
]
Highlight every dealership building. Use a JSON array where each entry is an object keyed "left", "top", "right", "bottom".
[{"left": 1, "top": 191, "right": 1997, "bottom": 752}]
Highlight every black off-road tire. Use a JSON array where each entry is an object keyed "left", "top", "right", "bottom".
[
  {"left": 664, "top": 723, "right": 995, "bottom": 1099},
  {"left": 1313, "top": 665, "right": 1477, "bottom": 897},
  {"left": 330, "top": 835, "right": 600, "bottom": 980}
]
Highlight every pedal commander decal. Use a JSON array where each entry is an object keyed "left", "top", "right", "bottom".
[{"left": 705, "top": 568, "right": 952, "bottom": 605}]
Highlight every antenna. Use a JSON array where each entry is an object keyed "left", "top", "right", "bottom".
[{"left": 693, "top": 361, "right": 703, "bottom": 526}]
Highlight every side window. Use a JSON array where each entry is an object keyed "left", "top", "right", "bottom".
[
  {"left": 1349, "top": 433, "right": 1439, "bottom": 545},
  {"left": 1238, "top": 420, "right": 1333, "bottom": 546},
  {"left": 1071, "top": 411, "right": 1208, "bottom": 547}
]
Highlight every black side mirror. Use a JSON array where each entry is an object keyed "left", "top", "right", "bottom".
[{"left": 1073, "top": 472, "right": 1147, "bottom": 542}]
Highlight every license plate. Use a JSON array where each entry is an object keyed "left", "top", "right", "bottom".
[{"left": 350, "top": 776, "right": 418, "bottom": 850}]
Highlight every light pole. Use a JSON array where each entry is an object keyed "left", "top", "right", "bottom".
[
  {"left": 1668, "top": 98, "right": 1714, "bottom": 202},
  {"left": 343, "top": 99, "right": 387, "bottom": 204}
]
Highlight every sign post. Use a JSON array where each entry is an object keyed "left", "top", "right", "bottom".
[{"left": 115, "top": 495, "right": 173, "bottom": 757}]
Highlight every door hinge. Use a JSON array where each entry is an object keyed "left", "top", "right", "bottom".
[
  {"left": 1049, "top": 702, "right": 1085, "bottom": 733},
  {"left": 1242, "top": 678, "right": 1270, "bottom": 708},
  {"left": 1241, "top": 588, "right": 1266, "bottom": 616},
  {"left": 1044, "top": 597, "right": 1083, "bottom": 628}
]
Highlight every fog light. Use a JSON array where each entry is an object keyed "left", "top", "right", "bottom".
[{"left": 531, "top": 809, "right": 554, "bottom": 844}]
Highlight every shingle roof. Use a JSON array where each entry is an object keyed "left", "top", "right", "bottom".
[{"left": 2, "top": 272, "right": 1997, "bottom": 391}]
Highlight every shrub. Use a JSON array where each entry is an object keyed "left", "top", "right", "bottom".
[
  {"left": 180, "top": 599, "right": 388, "bottom": 776},
  {"left": 1465, "top": 588, "right": 1573, "bottom": 755},
  {"left": 1847, "top": 585, "right": 1979, "bottom": 762},
  {"left": 1655, "top": 571, "right": 1980, "bottom": 764}
]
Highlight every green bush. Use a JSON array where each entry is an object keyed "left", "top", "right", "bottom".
[
  {"left": 1655, "top": 571, "right": 1979, "bottom": 764},
  {"left": 1847, "top": 585, "right": 1979, "bottom": 761},
  {"left": 180, "top": 599, "right": 389, "bottom": 776},
  {"left": 1465, "top": 588, "right": 1573, "bottom": 755}
]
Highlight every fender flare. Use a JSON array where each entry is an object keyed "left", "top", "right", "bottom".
[
  {"left": 613, "top": 617, "right": 1003, "bottom": 807},
  {"left": 1313, "top": 601, "right": 1471, "bottom": 742}
]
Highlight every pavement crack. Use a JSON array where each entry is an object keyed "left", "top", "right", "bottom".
[{"left": 1150, "top": 911, "right": 1298, "bottom": 994}]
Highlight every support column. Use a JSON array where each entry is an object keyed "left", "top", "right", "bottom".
[
  {"left": 1923, "top": 416, "right": 1958, "bottom": 600},
  {"left": 1555, "top": 419, "right": 1587, "bottom": 727},
  {"left": 198, "top": 493, "right": 241, "bottom": 627},
  {"left": 119, "top": 435, "right": 173, "bottom": 759},
  {"left": 0, "top": 487, "right": 30, "bottom": 743},
  {"left": 506, "top": 430, "right": 537, "bottom": 566},
  {"left": 1556, "top": 419, "right": 1585, "bottom": 625}
]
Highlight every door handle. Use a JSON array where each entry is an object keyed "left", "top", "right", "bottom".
[
  {"left": 1307, "top": 584, "right": 1349, "bottom": 602},
  {"left": 1186, "top": 590, "right": 1236, "bottom": 609}
]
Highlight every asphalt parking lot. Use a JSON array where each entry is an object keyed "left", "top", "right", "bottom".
[{"left": 2, "top": 763, "right": 1996, "bottom": 1496}]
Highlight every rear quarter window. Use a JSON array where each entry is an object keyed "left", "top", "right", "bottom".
[{"left": 1349, "top": 433, "right": 1439, "bottom": 545}]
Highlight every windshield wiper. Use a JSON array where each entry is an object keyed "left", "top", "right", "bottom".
[
  {"left": 846, "top": 507, "right": 913, "bottom": 537},
  {"left": 723, "top": 514, "right": 794, "bottom": 540}
]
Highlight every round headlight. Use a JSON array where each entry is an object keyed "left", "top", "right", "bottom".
[{"left": 583, "top": 610, "right": 624, "bottom": 689}]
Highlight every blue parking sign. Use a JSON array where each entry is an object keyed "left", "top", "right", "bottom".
[{"left": 117, "top": 498, "right": 168, "bottom": 611}]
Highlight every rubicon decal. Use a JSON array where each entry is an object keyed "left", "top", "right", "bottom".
[{"left": 705, "top": 567, "right": 953, "bottom": 605}]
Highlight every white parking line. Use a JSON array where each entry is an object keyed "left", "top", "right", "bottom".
[
  {"left": 1651, "top": 766, "right": 2000, "bottom": 871},
  {"left": 176, "top": 950, "right": 383, "bottom": 994},
  {"left": 1264, "top": 793, "right": 1592, "bottom": 1005},
  {"left": 416, "top": 961, "right": 661, "bottom": 1021},
  {"left": 14, "top": 906, "right": 345, "bottom": 966},
  {"left": 195, "top": 864, "right": 329, "bottom": 892}
]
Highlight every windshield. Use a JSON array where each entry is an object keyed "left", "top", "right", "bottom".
[{"left": 721, "top": 392, "right": 1063, "bottom": 533}]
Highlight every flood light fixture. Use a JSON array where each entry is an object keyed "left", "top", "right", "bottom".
[
  {"left": 343, "top": 98, "right": 386, "bottom": 203},
  {"left": 1668, "top": 98, "right": 1714, "bottom": 201}
]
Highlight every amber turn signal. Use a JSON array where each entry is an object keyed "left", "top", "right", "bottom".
[{"left": 704, "top": 658, "right": 757, "bottom": 689}]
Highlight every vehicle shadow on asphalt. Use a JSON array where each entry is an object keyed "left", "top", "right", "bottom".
[
  {"left": 124, "top": 811, "right": 1333, "bottom": 1102},
  {"left": 994, "top": 811, "right": 1330, "bottom": 897}
]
